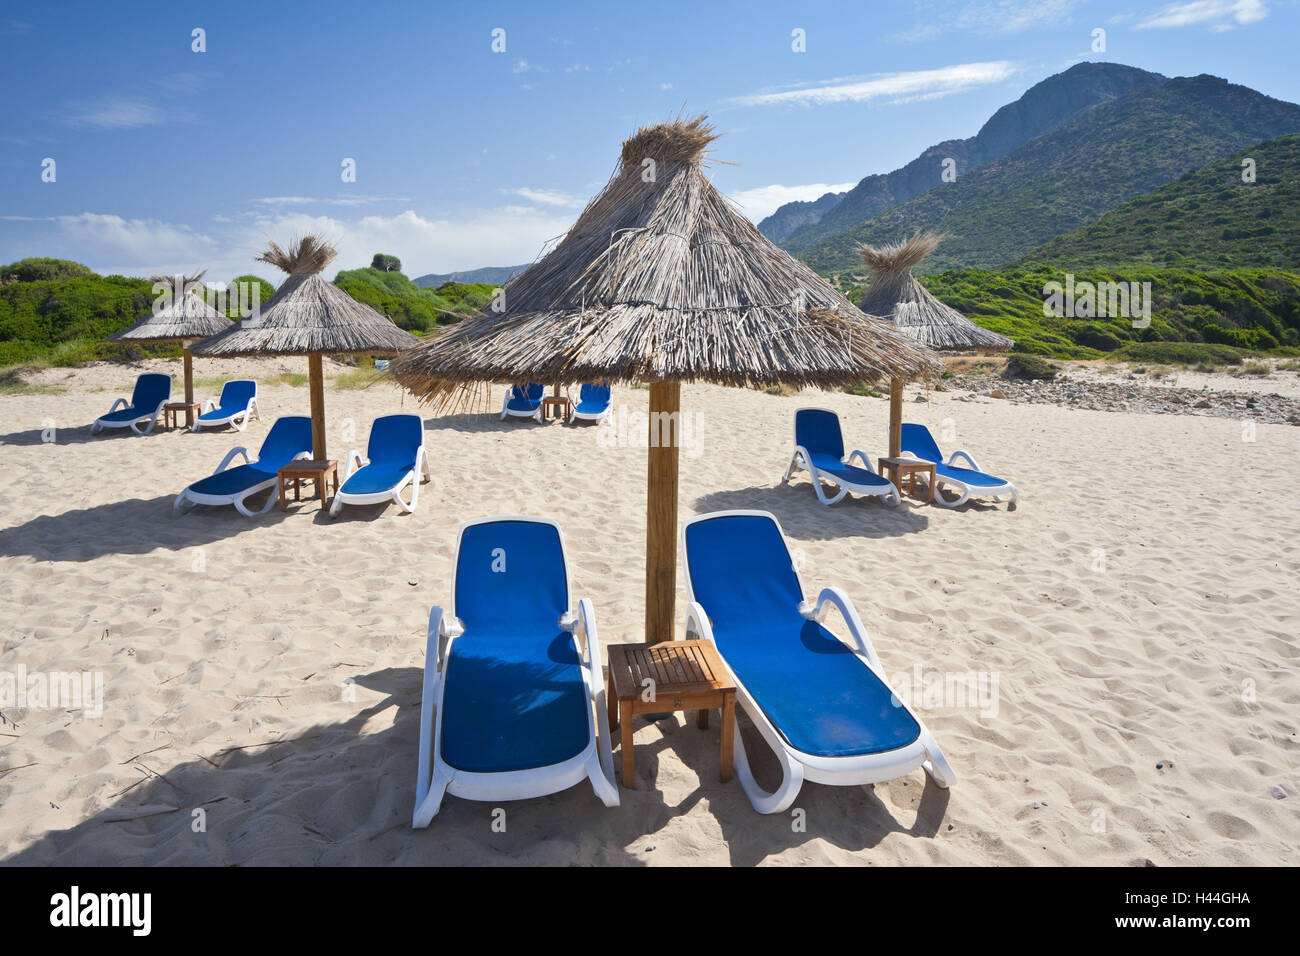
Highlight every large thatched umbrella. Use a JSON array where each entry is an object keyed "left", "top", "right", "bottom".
[
  {"left": 192, "top": 236, "right": 419, "bottom": 459},
  {"left": 858, "top": 232, "right": 1013, "bottom": 457},
  {"left": 108, "top": 271, "right": 233, "bottom": 427},
  {"left": 391, "top": 116, "right": 940, "bottom": 644}
]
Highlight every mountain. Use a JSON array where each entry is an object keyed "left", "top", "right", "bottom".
[
  {"left": 756, "top": 191, "right": 846, "bottom": 244},
  {"left": 1025, "top": 133, "right": 1300, "bottom": 270},
  {"left": 412, "top": 265, "right": 528, "bottom": 288},
  {"left": 760, "top": 62, "right": 1166, "bottom": 249},
  {"left": 797, "top": 74, "right": 1300, "bottom": 276}
]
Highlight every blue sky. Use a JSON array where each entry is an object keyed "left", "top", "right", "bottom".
[{"left": 1, "top": 0, "right": 1297, "bottom": 281}]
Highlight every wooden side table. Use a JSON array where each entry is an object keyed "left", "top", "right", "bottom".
[
  {"left": 277, "top": 459, "right": 339, "bottom": 512},
  {"left": 163, "top": 401, "right": 201, "bottom": 429},
  {"left": 605, "top": 639, "right": 737, "bottom": 788},
  {"left": 877, "top": 456, "right": 936, "bottom": 503},
  {"left": 540, "top": 395, "right": 572, "bottom": 421}
]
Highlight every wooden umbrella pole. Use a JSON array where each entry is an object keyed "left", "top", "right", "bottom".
[
  {"left": 182, "top": 345, "right": 195, "bottom": 427},
  {"left": 645, "top": 381, "right": 681, "bottom": 644},
  {"left": 308, "top": 353, "right": 327, "bottom": 460},
  {"left": 889, "top": 376, "right": 903, "bottom": 459}
]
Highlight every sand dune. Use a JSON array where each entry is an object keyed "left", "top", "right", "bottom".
[{"left": 0, "top": 356, "right": 1296, "bottom": 865}]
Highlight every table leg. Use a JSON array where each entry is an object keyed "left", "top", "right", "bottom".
[
  {"left": 278, "top": 476, "right": 288, "bottom": 512},
  {"left": 927, "top": 466, "right": 935, "bottom": 503},
  {"left": 318, "top": 474, "right": 327, "bottom": 509},
  {"left": 696, "top": 707, "right": 709, "bottom": 730},
  {"left": 720, "top": 692, "right": 735, "bottom": 783},
  {"left": 607, "top": 676, "right": 618, "bottom": 730},
  {"left": 619, "top": 699, "right": 634, "bottom": 787}
]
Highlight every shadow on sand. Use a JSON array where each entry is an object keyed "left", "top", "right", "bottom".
[
  {"left": 693, "top": 481, "right": 931, "bottom": 541},
  {"left": 1, "top": 666, "right": 949, "bottom": 866}
]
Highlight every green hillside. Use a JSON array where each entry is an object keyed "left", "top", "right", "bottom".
[
  {"left": 797, "top": 75, "right": 1300, "bottom": 276},
  {"left": 333, "top": 267, "right": 494, "bottom": 332},
  {"left": 837, "top": 266, "right": 1300, "bottom": 359},
  {"left": 1026, "top": 134, "right": 1300, "bottom": 270}
]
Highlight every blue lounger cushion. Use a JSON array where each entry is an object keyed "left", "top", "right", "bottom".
[
  {"left": 573, "top": 383, "right": 611, "bottom": 415},
  {"left": 505, "top": 382, "right": 543, "bottom": 412},
  {"left": 439, "top": 519, "right": 589, "bottom": 773},
  {"left": 197, "top": 380, "right": 256, "bottom": 423},
  {"left": 808, "top": 452, "right": 894, "bottom": 489},
  {"left": 685, "top": 513, "right": 920, "bottom": 759},
  {"left": 187, "top": 462, "right": 277, "bottom": 497},
  {"left": 98, "top": 407, "right": 155, "bottom": 424},
  {"left": 900, "top": 423, "right": 1009, "bottom": 486},
  {"left": 339, "top": 461, "right": 415, "bottom": 495}
]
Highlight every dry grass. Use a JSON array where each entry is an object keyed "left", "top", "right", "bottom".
[{"left": 257, "top": 235, "right": 338, "bottom": 276}]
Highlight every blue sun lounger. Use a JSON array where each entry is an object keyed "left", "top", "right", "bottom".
[
  {"left": 500, "top": 382, "right": 544, "bottom": 421},
  {"left": 682, "top": 510, "right": 956, "bottom": 813},
  {"left": 413, "top": 517, "right": 619, "bottom": 827},
  {"left": 91, "top": 373, "right": 171, "bottom": 435},
  {"left": 899, "top": 423, "right": 1018, "bottom": 508},
  {"left": 330, "top": 414, "right": 430, "bottom": 517},
  {"left": 193, "top": 379, "right": 259, "bottom": 432},
  {"left": 781, "top": 407, "right": 900, "bottom": 506},
  {"left": 172, "top": 416, "right": 312, "bottom": 516},
  {"left": 569, "top": 383, "right": 611, "bottom": 423}
]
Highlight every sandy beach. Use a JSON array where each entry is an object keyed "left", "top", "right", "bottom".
[{"left": 1, "top": 355, "right": 1297, "bottom": 866}]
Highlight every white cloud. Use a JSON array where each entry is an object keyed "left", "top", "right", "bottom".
[
  {"left": 66, "top": 97, "right": 173, "bottom": 129},
  {"left": 660, "top": 82, "right": 674, "bottom": 91},
  {"left": 252, "top": 195, "right": 411, "bottom": 207},
  {"left": 890, "top": 1, "right": 1082, "bottom": 41},
  {"left": 513, "top": 58, "right": 530, "bottom": 73},
  {"left": 53, "top": 213, "right": 218, "bottom": 274},
  {"left": 564, "top": 64, "right": 590, "bottom": 73},
  {"left": 506, "top": 187, "right": 583, "bottom": 207},
  {"left": 1135, "top": 0, "right": 1268, "bottom": 29},
  {"left": 725, "top": 182, "right": 857, "bottom": 222},
  {"left": 728, "top": 61, "right": 1019, "bottom": 108}
]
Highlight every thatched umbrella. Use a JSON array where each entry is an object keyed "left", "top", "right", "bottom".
[
  {"left": 858, "top": 232, "right": 1013, "bottom": 457},
  {"left": 192, "top": 236, "right": 420, "bottom": 459},
  {"left": 108, "top": 271, "right": 233, "bottom": 427},
  {"left": 391, "top": 116, "right": 941, "bottom": 644}
]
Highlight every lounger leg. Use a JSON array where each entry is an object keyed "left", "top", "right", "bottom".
[
  {"left": 813, "top": 479, "right": 849, "bottom": 506},
  {"left": 587, "top": 673, "right": 620, "bottom": 807},
  {"left": 730, "top": 710, "right": 804, "bottom": 814},
  {"left": 780, "top": 451, "right": 803, "bottom": 484},
  {"left": 172, "top": 490, "right": 195, "bottom": 513},
  {"left": 931, "top": 481, "right": 969, "bottom": 509},
  {"left": 412, "top": 768, "right": 453, "bottom": 828},
  {"left": 920, "top": 730, "right": 957, "bottom": 788},
  {"left": 236, "top": 489, "right": 279, "bottom": 518}
]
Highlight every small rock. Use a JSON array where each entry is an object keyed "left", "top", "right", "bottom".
[
  {"left": 1194, "top": 398, "right": 1212, "bottom": 408},
  {"left": 989, "top": 389, "right": 1009, "bottom": 400},
  {"left": 408, "top": 579, "right": 419, "bottom": 587},
  {"left": 1156, "top": 760, "right": 1173, "bottom": 771},
  {"left": 1144, "top": 858, "right": 1158, "bottom": 867},
  {"left": 913, "top": 394, "right": 928, "bottom": 403},
  {"left": 1269, "top": 785, "right": 1287, "bottom": 800}
]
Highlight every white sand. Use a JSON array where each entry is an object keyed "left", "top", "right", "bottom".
[{"left": 0, "top": 356, "right": 1296, "bottom": 865}]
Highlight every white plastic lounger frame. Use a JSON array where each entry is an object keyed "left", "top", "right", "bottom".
[
  {"left": 902, "top": 448, "right": 1018, "bottom": 509},
  {"left": 193, "top": 394, "right": 260, "bottom": 432},
  {"left": 780, "top": 407, "right": 900, "bottom": 506},
  {"left": 172, "top": 446, "right": 311, "bottom": 517},
  {"left": 413, "top": 516, "right": 620, "bottom": 827},
  {"left": 500, "top": 387, "right": 543, "bottom": 422},
  {"left": 681, "top": 509, "right": 955, "bottom": 814},
  {"left": 329, "top": 444, "right": 431, "bottom": 517},
  {"left": 90, "top": 396, "right": 169, "bottom": 435}
]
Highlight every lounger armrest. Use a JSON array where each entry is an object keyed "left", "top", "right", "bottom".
[
  {"left": 107, "top": 397, "right": 128, "bottom": 413},
  {"left": 202, "top": 398, "right": 218, "bottom": 413},
  {"left": 342, "top": 449, "right": 365, "bottom": 480},
  {"left": 684, "top": 601, "right": 716, "bottom": 642},
  {"left": 846, "top": 449, "right": 877, "bottom": 473},
  {"left": 809, "top": 586, "right": 883, "bottom": 672},
  {"left": 416, "top": 607, "right": 445, "bottom": 816},
  {"left": 215, "top": 447, "right": 250, "bottom": 472},
  {"left": 569, "top": 598, "right": 601, "bottom": 668},
  {"left": 948, "top": 449, "right": 980, "bottom": 470}
]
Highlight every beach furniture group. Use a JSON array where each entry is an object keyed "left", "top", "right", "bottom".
[
  {"left": 172, "top": 415, "right": 313, "bottom": 516},
  {"left": 501, "top": 382, "right": 612, "bottom": 424},
  {"left": 784, "top": 407, "right": 1017, "bottom": 509},
  {"left": 91, "top": 372, "right": 171, "bottom": 435}
]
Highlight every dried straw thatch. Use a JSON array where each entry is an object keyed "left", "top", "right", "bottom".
[
  {"left": 192, "top": 237, "right": 419, "bottom": 357},
  {"left": 858, "top": 232, "right": 1013, "bottom": 352},
  {"left": 390, "top": 116, "right": 940, "bottom": 406},
  {"left": 108, "top": 271, "right": 233, "bottom": 342}
]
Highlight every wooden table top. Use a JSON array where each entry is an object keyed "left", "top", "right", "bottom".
[
  {"left": 877, "top": 457, "right": 935, "bottom": 469},
  {"left": 278, "top": 459, "right": 337, "bottom": 477},
  {"left": 163, "top": 401, "right": 200, "bottom": 410},
  {"left": 607, "top": 640, "right": 735, "bottom": 701}
]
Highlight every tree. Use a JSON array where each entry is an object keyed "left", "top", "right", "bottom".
[
  {"left": 370, "top": 254, "right": 402, "bottom": 273},
  {"left": 0, "top": 257, "right": 96, "bottom": 283}
]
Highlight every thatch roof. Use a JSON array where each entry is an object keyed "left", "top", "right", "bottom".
[
  {"left": 390, "top": 116, "right": 940, "bottom": 405},
  {"left": 192, "top": 237, "right": 419, "bottom": 357},
  {"left": 858, "top": 232, "right": 1013, "bottom": 352},
  {"left": 108, "top": 272, "right": 233, "bottom": 342}
]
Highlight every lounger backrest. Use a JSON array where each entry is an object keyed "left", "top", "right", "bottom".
[
  {"left": 510, "top": 383, "right": 544, "bottom": 405},
  {"left": 131, "top": 373, "right": 171, "bottom": 410},
  {"left": 580, "top": 383, "right": 611, "bottom": 406},
  {"left": 218, "top": 379, "right": 256, "bottom": 410},
  {"left": 256, "top": 416, "right": 313, "bottom": 470},
  {"left": 684, "top": 514, "right": 803, "bottom": 633},
  {"left": 900, "top": 423, "right": 943, "bottom": 463},
  {"left": 455, "top": 520, "right": 568, "bottom": 636},
  {"left": 367, "top": 414, "right": 423, "bottom": 465},
  {"left": 794, "top": 408, "right": 844, "bottom": 460}
]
